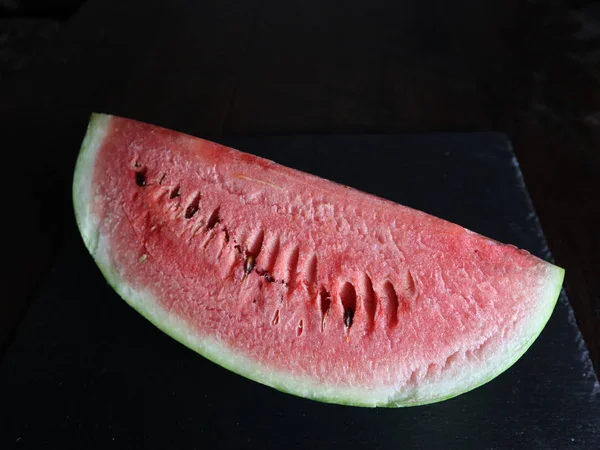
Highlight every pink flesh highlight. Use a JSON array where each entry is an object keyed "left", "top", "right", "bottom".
[{"left": 91, "top": 116, "right": 556, "bottom": 389}]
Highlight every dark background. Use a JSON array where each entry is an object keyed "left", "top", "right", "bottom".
[{"left": 1, "top": 0, "right": 599, "bottom": 427}]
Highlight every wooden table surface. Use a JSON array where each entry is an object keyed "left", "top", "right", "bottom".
[{"left": 1, "top": 0, "right": 599, "bottom": 379}]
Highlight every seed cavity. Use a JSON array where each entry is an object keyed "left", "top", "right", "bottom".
[
  {"left": 382, "top": 281, "right": 399, "bottom": 328},
  {"left": 200, "top": 226, "right": 217, "bottom": 249},
  {"left": 406, "top": 269, "right": 417, "bottom": 299},
  {"left": 184, "top": 192, "right": 201, "bottom": 219},
  {"left": 408, "top": 369, "right": 419, "bottom": 385},
  {"left": 426, "top": 363, "right": 438, "bottom": 378},
  {"left": 247, "top": 229, "right": 265, "bottom": 260},
  {"left": 362, "top": 274, "right": 377, "bottom": 330},
  {"left": 206, "top": 206, "right": 221, "bottom": 230},
  {"left": 339, "top": 282, "right": 357, "bottom": 329},
  {"left": 135, "top": 169, "right": 147, "bottom": 187},
  {"left": 305, "top": 254, "right": 317, "bottom": 287},
  {"left": 297, "top": 320, "right": 304, "bottom": 337},
  {"left": 286, "top": 245, "right": 300, "bottom": 291},
  {"left": 159, "top": 173, "right": 167, "bottom": 185},
  {"left": 215, "top": 231, "right": 228, "bottom": 259},
  {"left": 170, "top": 184, "right": 180, "bottom": 199},
  {"left": 319, "top": 286, "right": 332, "bottom": 331},
  {"left": 444, "top": 351, "right": 460, "bottom": 370},
  {"left": 263, "top": 236, "right": 281, "bottom": 273},
  {"left": 271, "top": 309, "right": 280, "bottom": 326}
]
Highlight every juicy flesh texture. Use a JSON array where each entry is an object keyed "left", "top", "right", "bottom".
[{"left": 90, "top": 116, "right": 557, "bottom": 393}]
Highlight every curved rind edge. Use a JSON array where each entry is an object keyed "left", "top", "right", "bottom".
[
  {"left": 72, "top": 112, "right": 565, "bottom": 408},
  {"left": 389, "top": 264, "right": 564, "bottom": 408}
]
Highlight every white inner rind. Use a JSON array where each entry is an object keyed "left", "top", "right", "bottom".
[{"left": 72, "top": 113, "right": 565, "bottom": 407}]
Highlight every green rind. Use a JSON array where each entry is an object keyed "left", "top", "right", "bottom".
[
  {"left": 73, "top": 112, "right": 565, "bottom": 407},
  {"left": 385, "top": 265, "right": 564, "bottom": 408}
]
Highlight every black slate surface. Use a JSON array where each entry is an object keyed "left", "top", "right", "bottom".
[{"left": 1, "top": 133, "right": 598, "bottom": 449}]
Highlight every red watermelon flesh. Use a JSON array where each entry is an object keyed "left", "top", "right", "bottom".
[{"left": 73, "top": 113, "right": 564, "bottom": 407}]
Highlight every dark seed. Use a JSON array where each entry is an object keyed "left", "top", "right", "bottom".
[
  {"left": 245, "top": 255, "right": 256, "bottom": 276},
  {"left": 344, "top": 308, "right": 354, "bottom": 328},
  {"left": 135, "top": 171, "right": 146, "bottom": 187}
]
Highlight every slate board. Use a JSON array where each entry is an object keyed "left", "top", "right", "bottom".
[{"left": 1, "top": 133, "right": 598, "bottom": 449}]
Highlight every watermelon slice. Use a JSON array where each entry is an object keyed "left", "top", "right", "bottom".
[{"left": 72, "top": 113, "right": 564, "bottom": 407}]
